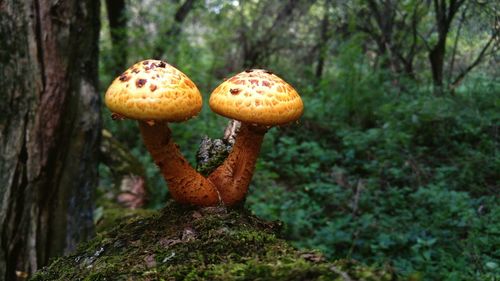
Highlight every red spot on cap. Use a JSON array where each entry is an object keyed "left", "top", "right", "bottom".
[
  {"left": 230, "top": 88, "right": 240, "bottom": 95},
  {"left": 136, "top": 79, "right": 147, "bottom": 88},
  {"left": 150, "top": 84, "right": 157, "bottom": 92},
  {"left": 119, "top": 74, "right": 130, "bottom": 82}
]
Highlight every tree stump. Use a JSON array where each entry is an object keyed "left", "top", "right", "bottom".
[{"left": 32, "top": 202, "right": 394, "bottom": 281}]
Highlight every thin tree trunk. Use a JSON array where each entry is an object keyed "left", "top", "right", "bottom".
[
  {"left": 315, "top": 0, "right": 331, "bottom": 82},
  {"left": 152, "top": 0, "right": 198, "bottom": 59},
  {"left": 428, "top": 0, "right": 464, "bottom": 90},
  {"left": 242, "top": 0, "right": 308, "bottom": 68},
  {"left": 0, "top": 0, "right": 101, "bottom": 280},
  {"left": 106, "top": 0, "right": 127, "bottom": 75},
  {"left": 450, "top": 34, "right": 497, "bottom": 89},
  {"left": 447, "top": 6, "right": 466, "bottom": 84},
  {"left": 429, "top": 39, "right": 446, "bottom": 88}
]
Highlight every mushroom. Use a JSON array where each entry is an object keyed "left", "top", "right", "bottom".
[
  {"left": 105, "top": 59, "right": 220, "bottom": 206},
  {"left": 208, "top": 69, "right": 303, "bottom": 205}
]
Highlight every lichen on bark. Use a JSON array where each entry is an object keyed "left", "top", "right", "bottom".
[{"left": 32, "top": 202, "right": 394, "bottom": 281}]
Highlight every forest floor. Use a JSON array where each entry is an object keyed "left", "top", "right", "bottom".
[{"left": 32, "top": 202, "right": 395, "bottom": 281}]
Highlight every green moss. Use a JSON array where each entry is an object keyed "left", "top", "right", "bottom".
[
  {"left": 196, "top": 149, "right": 229, "bottom": 176},
  {"left": 32, "top": 202, "right": 395, "bottom": 281},
  {"left": 94, "top": 206, "right": 156, "bottom": 233}
]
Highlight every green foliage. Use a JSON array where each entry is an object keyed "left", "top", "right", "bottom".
[
  {"left": 249, "top": 73, "right": 500, "bottom": 280},
  {"left": 250, "top": 183, "right": 500, "bottom": 280}
]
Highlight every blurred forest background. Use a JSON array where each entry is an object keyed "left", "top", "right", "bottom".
[
  {"left": 97, "top": 0, "right": 499, "bottom": 280},
  {"left": 0, "top": 0, "right": 499, "bottom": 280}
]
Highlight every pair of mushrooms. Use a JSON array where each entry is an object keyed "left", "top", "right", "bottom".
[{"left": 105, "top": 60, "right": 303, "bottom": 207}]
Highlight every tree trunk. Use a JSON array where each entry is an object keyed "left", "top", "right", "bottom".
[
  {"left": 428, "top": 0, "right": 464, "bottom": 90},
  {"left": 241, "top": 0, "right": 307, "bottom": 68},
  {"left": 0, "top": 1, "right": 100, "bottom": 280},
  {"left": 105, "top": 0, "right": 128, "bottom": 76},
  {"left": 314, "top": 0, "right": 331, "bottom": 83},
  {"left": 152, "top": 0, "right": 198, "bottom": 60},
  {"left": 429, "top": 39, "right": 446, "bottom": 88}
]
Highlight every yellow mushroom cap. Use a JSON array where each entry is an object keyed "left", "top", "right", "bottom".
[
  {"left": 105, "top": 60, "right": 202, "bottom": 121},
  {"left": 209, "top": 69, "right": 303, "bottom": 126}
]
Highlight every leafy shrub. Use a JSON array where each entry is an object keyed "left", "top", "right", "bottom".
[{"left": 248, "top": 76, "right": 500, "bottom": 280}]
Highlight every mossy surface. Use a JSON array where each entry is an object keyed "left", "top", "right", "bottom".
[{"left": 32, "top": 202, "right": 395, "bottom": 281}]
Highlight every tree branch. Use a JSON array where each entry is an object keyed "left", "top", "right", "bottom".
[
  {"left": 152, "top": 0, "right": 198, "bottom": 59},
  {"left": 447, "top": 4, "right": 467, "bottom": 84},
  {"left": 450, "top": 32, "right": 497, "bottom": 88}
]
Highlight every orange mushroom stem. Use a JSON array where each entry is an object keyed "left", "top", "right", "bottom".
[
  {"left": 139, "top": 121, "right": 220, "bottom": 206},
  {"left": 208, "top": 123, "right": 268, "bottom": 205}
]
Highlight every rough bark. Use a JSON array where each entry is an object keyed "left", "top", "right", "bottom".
[
  {"left": 0, "top": 0, "right": 100, "bottom": 279},
  {"left": 196, "top": 120, "right": 240, "bottom": 176}
]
